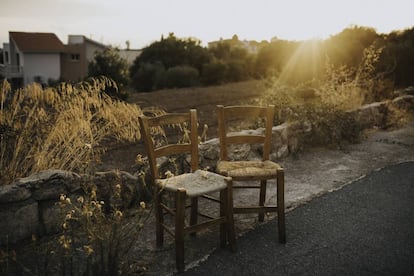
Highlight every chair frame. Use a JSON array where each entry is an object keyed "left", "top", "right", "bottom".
[
  {"left": 217, "top": 104, "right": 286, "bottom": 243},
  {"left": 139, "top": 109, "right": 236, "bottom": 272}
]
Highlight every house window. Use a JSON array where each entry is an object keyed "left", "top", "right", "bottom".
[{"left": 70, "top": 54, "right": 80, "bottom": 61}]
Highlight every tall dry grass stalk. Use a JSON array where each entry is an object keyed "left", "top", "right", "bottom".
[
  {"left": 318, "top": 45, "right": 387, "bottom": 110},
  {"left": 0, "top": 77, "right": 143, "bottom": 185},
  {"left": 261, "top": 45, "right": 388, "bottom": 114},
  {"left": 258, "top": 45, "right": 393, "bottom": 146}
]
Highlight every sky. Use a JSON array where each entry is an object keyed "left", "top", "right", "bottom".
[{"left": 1, "top": 0, "right": 413, "bottom": 49}]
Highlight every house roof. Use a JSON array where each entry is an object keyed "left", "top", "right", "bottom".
[
  {"left": 83, "top": 36, "right": 109, "bottom": 49},
  {"left": 68, "top": 35, "right": 109, "bottom": 49},
  {"left": 9, "top": 31, "right": 65, "bottom": 53}
]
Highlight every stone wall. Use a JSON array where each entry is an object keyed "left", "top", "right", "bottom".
[
  {"left": 200, "top": 95, "right": 414, "bottom": 169},
  {"left": 0, "top": 170, "right": 147, "bottom": 245},
  {"left": 0, "top": 94, "right": 413, "bottom": 245}
]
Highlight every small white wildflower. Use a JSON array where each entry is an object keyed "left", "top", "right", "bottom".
[
  {"left": 83, "top": 245, "right": 94, "bottom": 256},
  {"left": 115, "top": 210, "right": 123, "bottom": 220},
  {"left": 77, "top": 196, "right": 84, "bottom": 204},
  {"left": 200, "top": 171, "right": 208, "bottom": 179},
  {"left": 165, "top": 170, "right": 174, "bottom": 178},
  {"left": 135, "top": 154, "right": 145, "bottom": 165}
]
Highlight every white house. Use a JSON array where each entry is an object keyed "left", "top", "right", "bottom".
[
  {"left": 118, "top": 48, "right": 142, "bottom": 65},
  {"left": 4, "top": 32, "right": 65, "bottom": 88}
]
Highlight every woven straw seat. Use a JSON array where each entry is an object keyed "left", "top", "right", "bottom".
[
  {"left": 157, "top": 170, "right": 230, "bottom": 197},
  {"left": 217, "top": 160, "right": 282, "bottom": 180}
]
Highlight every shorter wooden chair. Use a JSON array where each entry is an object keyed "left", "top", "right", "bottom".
[
  {"left": 216, "top": 105, "right": 286, "bottom": 243},
  {"left": 139, "top": 109, "right": 236, "bottom": 272}
]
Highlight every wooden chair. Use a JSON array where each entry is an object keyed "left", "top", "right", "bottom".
[
  {"left": 216, "top": 105, "right": 286, "bottom": 243},
  {"left": 138, "top": 109, "right": 236, "bottom": 272}
]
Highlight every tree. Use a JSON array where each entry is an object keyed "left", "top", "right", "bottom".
[
  {"left": 205, "top": 40, "right": 253, "bottom": 83},
  {"left": 255, "top": 39, "right": 298, "bottom": 78},
  {"left": 88, "top": 48, "right": 130, "bottom": 99},
  {"left": 381, "top": 27, "right": 414, "bottom": 87},
  {"left": 324, "top": 26, "right": 379, "bottom": 68},
  {"left": 130, "top": 33, "right": 210, "bottom": 91}
]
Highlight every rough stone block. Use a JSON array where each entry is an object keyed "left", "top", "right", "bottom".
[
  {"left": 39, "top": 200, "right": 63, "bottom": 235},
  {"left": 199, "top": 138, "right": 219, "bottom": 160},
  {"left": 0, "top": 199, "right": 39, "bottom": 245},
  {"left": 0, "top": 183, "right": 31, "bottom": 203},
  {"left": 392, "top": 95, "right": 414, "bottom": 111}
]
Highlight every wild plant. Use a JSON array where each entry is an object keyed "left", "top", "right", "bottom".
[
  {"left": 318, "top": 45, "right": 390, "bottom": 109},
  {"left": 258, "top": 45, "right": 393, "bottom": 147},
  {"left": 0, "top": 77, "right": 143, "bottom": 185},
  {"left": 57, "top": 171, "right": 151, "bottom": 275}
]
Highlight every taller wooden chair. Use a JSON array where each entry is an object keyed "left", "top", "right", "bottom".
[
  {"left": 216, "top": 105, "right": 286, "bottom": 243},
  {"left": 139, "top": 109, "right": 236, "bottom": 272}
]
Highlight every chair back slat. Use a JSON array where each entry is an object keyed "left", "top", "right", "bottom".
[
  {"left": 147, "top": 113, "right": 191, "bottom": 127},
  {"left": 154, "top": 144, "right": 192, "bottom": 158},
  {"left": 217, "top": 105, "right": 275, "bottom": 161},
  {"left": 223, "top": 105, "right": 269, "bottom": 118},
  {"left": 226, "top": 135, "right": 265, "bottom": 145}
]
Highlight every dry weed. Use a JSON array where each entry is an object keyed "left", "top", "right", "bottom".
[{"left": 0, "top": 77, "right": 143, "bottom": 185}]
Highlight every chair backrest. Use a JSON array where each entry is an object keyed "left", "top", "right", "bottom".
[
  {"left": 217, "top": 105, "right": 275, "bottom": 161},
  {"left": 139, "top": 109, "right": 199, "bottom": 180}
]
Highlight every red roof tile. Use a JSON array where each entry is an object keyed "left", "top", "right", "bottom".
[{"left": 10, "top": 32, "right": 65, "bottom": 52}]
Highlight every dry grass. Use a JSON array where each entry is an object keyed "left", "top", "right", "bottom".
[
  {"left": 255, "top": 46, "right": 395, "bottom": 146},
  {"left": 0, "top": 77, "right": 143, "bottom": 185}
]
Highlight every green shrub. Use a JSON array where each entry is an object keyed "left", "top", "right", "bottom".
[
  {"left": 201, "top": 61, "right": 227, "bottom": 85},
  {"left": 164, "top": 65, "right": 200, "bottom": 88},
  {"left": 226, "top": 60, "right": 247, "bottom": 82},
  {"left": 131, "top": 62, "right": 165, "bottom": 92}
]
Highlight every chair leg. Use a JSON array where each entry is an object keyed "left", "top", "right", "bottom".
[
  {"left": 155, "top": 191, "right": 164, "bottom": 247},
  {"left": 226, "top": 179, "right": 237, "bottom": 252},
  {"left": 190, "top": 197, "right": 198, "bottom": 236},
  {"left": 277, "top": 168, "right": 286, "bottom": 243},
  {"left": 175, "top": 189, "right": 186, "bottom": 272},
  {"left": 220, "top": 189, "right": 227, "bottom": 248},
  {"left": 259, "top": 180, "right": 267, "bottom": 222}
]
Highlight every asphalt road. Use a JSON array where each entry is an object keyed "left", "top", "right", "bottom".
[{"left": 181, "top": 161, "right": 414, "bottom": 276}]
